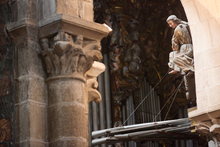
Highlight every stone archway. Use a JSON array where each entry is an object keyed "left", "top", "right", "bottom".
[{"left": 181, "top": 0, "right": 220, "bottom": 142}]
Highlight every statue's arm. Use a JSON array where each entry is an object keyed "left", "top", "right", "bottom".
[{"left": 172, "top": 28, "right": 181, "bottom": 51}]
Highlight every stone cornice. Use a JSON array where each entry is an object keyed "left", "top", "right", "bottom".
[
  {"left": 189, "top": 109, "right": 220, "bottom": 141},
  {"left": 6, "top": 15, "right": 111, "bottom": 41},
  {"left": 6, "top": 19, "right": 37, "bottom": 41},
  {"left": 7, "top": 19, "right": 37, "bottom": 31},
  {"left": 39, "top": 14, "right": 111, "bottom": 40}
]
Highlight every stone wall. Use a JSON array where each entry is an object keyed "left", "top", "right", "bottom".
[{"left": 181, "top": 0, "right": 220, "bottom": 142}]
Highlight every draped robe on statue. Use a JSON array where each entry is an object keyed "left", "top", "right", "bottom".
[{"left": 168, "top": 23, "right": 194, "bottom": 73}]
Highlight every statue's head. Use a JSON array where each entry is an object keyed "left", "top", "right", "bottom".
[
  {"left": 128, "top": 61, "right": 139, "bottom": 73},
  {"left": 166, "top": 15, "right": 181, "bottom": 29},
  {"left": 40, "top": 38, "right": 49, "bottom": 50}
]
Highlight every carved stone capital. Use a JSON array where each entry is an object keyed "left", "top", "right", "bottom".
[
  {"left": 86, "top": 61, "right": 105, "bottom": 102},
  {"left": 192, "top": 118, "right": 220, "bottom": 143},
  {"left": 40, "top": 32, "right": 103, "bottom": 81}
]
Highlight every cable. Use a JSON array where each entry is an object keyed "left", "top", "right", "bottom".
[
  {"left": 123, "top": 72, "right": 169, "bottom": 125},
  {"left": 164, "top": 79, "right": 184, "bottom": 120},
  {"left": 152, "top": 79, "right": 183, "bottom": 122}
]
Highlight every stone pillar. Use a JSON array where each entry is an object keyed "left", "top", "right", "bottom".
[
  {"left": 7, "top": 0, "right": 48, "bottom": 146},
  {"left": 7, "top": 0, "right": 110, "bottom": 146},
  {"left": 43, "top": 32, "right": 91, "bottom": 147},
  {"left": 40, "top": 32, "right": 106, "bottom": 146},
  {"left": 38, "top": 0, "right": 110, "bottom": 146}
]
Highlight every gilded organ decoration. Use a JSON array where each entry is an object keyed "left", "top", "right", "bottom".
[{"left": 0, "top": 119, "right": 11, "bottom": 142}]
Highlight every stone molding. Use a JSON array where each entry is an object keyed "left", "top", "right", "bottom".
[
  {"left": 190, "top": 109, "right": 220, "bottom": 142},
  {"left": 39, "top": 14, "right": 110, "bottom": 41}
]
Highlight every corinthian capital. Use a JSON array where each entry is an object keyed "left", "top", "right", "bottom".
[{"left": 40, "top": 32, "right": 102, "bottom": 80}]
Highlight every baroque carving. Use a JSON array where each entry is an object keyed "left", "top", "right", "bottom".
[
  {"left": 40, "top": 32, "right": 102, "bottom": 78},
  {"left": 0, "top": 119, "right": 11, "bottom": 142},
  {"left": 0, "top": 76, "right": 10, "bottom": 97},
  {"left": 94, "top": 0, "right": 188, "bottom": 126}
]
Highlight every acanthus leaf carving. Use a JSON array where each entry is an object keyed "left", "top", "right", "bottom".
[{"left": 40, "top": 32, "right": 102, "bottom": 78}]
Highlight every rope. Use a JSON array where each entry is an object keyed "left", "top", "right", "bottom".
[
  {"left": 164, "top": 79, "right": 184, "bottom": 120},
  {"left": 123, "top": 72, "right": 169, "bottom": 125},
  {"left": 152, "top": 78, "right": 183, "bottom": 122}
]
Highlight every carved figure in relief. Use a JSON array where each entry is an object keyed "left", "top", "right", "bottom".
[
  {"left": 123, "top": 41, "right": 141, "bottom": 82},
  {"left": 110, "top": 46, "right": 121, "bottom": 71},
  {"left": 40, "top": 38, "right": 60, "bottom": 75}
]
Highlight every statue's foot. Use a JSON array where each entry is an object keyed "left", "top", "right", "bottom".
[{"left": 168, "top": 70, "right": 179, "bottom": 75}]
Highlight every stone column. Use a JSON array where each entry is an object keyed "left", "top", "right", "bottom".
[
  {"left": 38, "top": 0, "right": 110, "bottom": 145},
  {"left": 40, "top": 32, "right": 106, "bottom": 146},
  {"left": 7, "top": 0, "right": 110, "bottom": 146},
  {"left": 45, "top": 33, "right": 89, "bottom": 147}
]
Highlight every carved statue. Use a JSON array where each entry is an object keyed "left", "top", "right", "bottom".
[
  {"left": 167, "top": 15, "right": 194, "bottom": 74},
  {"left": 122, "top": 41, "right": 142, "bottom": 86},
  {"left": 110, "top": 46, "right": 121, "bottom": 71},
  {"left": 166, "top": 15, "right": 196, "bottom": 107}
]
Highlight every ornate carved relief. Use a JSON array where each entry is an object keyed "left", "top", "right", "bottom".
[
  {"left": 86, "top": 61, "right": 105, "bottom": 102},
  {"left": 40, "top": 32, "right": 105, "bottom": 102},
  {"left": 40, "top": 32, "right": 102, "bottom": 78},
  {"left": 193, "top": 118, "right": 220, "bottom": 143},
  {"left": 0, "top": 119, "right": 11, "bottom": 142}
]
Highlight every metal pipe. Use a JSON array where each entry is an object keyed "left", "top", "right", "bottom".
[
  {"left": 103, "top": 54, "right": 112, "bottom": 128},
  {"left": 92, "top": 118, "right": 189, "bottom": 138},
  {"left": 98, "top": 75, "right": 106, "bottom": 130}
]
